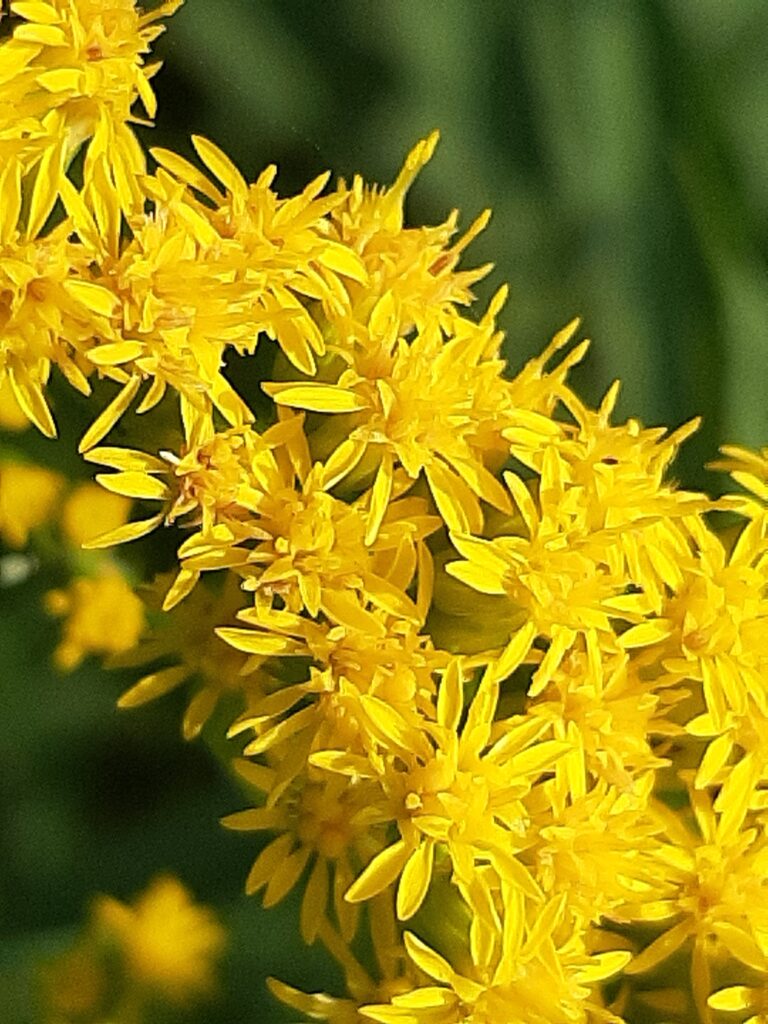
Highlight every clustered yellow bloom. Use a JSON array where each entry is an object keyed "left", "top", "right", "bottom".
[
  {"left": 40, "top": 874, "right": 225, "bottom": 1022},
  {"left": 3, "top": 4, "right": 768, "bottom": 1023}
]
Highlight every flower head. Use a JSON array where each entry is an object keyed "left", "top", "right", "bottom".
[
  {"left": 94, "top": 874, "right": 225, "bottom": 1004},
  {"left": 46, "top": 567, "right": 144, "bottom": 669}
]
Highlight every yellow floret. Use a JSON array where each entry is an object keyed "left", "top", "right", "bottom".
[
  {"left": 0, "top": 459, "right": 63, "bottom": 546},
  {"left": 46, "top": 568, "right": 144, "bottom": 670},
  {"left": 93, "top": 874, "right": 225, "bottom": 1004}
]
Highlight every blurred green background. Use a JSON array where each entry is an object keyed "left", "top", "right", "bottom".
[{"left": 2, "top": 1, "right": 768, "bottom": 1021}]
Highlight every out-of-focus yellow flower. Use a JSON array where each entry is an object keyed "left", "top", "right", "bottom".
[
  {"left": 46, "top": 568, "right": 144, "bottom": 669},
  {"left": 0, "top": 377, "right": 29, "bottom": 431},
  {"left": 40, "top": 943, "right": 107, "bottom": 1023},
  {"left": 0, "top": 460, "right": 63, "bottom": 547},
  {"left": 94, "top": 874, "right": 225, "bottom": 1004},
  {"left": 60, "top": 480, "right": 131, "bottom": 546}
]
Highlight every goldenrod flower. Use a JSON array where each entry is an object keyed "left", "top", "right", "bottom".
[
  {"left": 224, "top": 760, "right": 378, "bottom": 944},
  {"left": 623, "top": 789, "right": 768, "bottom": 1018},
  {"left": 225, "top": 607, "right": 446, "bottom": 764},
  {"left": 266, "top": 294, "right": 516, "bottom": 537},
  {"left": 650, "top": 514, "right": 768, "bottom": 743},
  {"left": 0, "top": 184, "right": 115, "bottom": 436},
  {"left": 528, "top": 776, "right": 669, "bottom": 925},
  {"left": 341, "top": 666, "right": 568, "bottom": 922},
  {"left": 527, "top": 647, "right": 667, "bottom": 792},
  {"left": 362, "top": 920, "right": 630, "bottom": 1024},
  {"left": 46, "top": 568, "right": 144, "bottom": 669},
  {"left": 151, "top": 135, "right": 368, "bottom": 374},
  {"left": 0, "top": 0, "right": 182, "bottom": 218},
  {"left": 328, "top": 131, "right": 491, "bottom": 336},
  {"left": 94, "top": 874, "right": 225, "bottom": 1004},
  {"left": 0, "top": 459, "right": 62, "bottom": 546}
]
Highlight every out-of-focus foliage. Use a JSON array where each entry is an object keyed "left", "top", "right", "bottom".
[{"left": 1, "top": 2, "right": 767, "bottom": 1022}]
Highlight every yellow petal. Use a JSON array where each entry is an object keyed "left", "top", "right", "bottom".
[
  {"left": 11, "top": 2, "right": 60, "bottom": 24},
  {"left": 26, "top": 126, "right": 64, "bottom": 239},
  {"left": 624, "top": 921, "right": 691, "bottom": 975},
  {"left": 317, "top": 241, "right": 368, "bottom": 283},
  {"left": 245, "top": 834, "right": 294, "bottom": 894},
  {"left": 300, "top": 858, "right": 329, "bottom": 944},
  {"left": 81, "top": 513, "right": 164, "bottom": 549},
  {"left": 36, "top": 66, "right": 81, "bottom": 92},
  {"left": 360, "top": 695, "right": 426, "bottom": 757},
  {"left": 397, "top": 841, "right": 434, "bottom": 920},
  {"left": 162, "top": 568, "right": 199, "bottom": 611},
  {"left": 87, "top": 341, "right": 145, "bottom": 366},
  {"left": 695, "top": 734, "right": 732, "bottom": 789},
  {"left": 84, "top": 446, "right": 167, "bottom": 473},
  {"left": 264, "top": 382, "right": 367, "bottom": 413},
  {"left": 365, "top": 451, "right": 393, "bottom": 545},
  {"left": 402, "top": 932, "right": 456, "bottom": 986},
  {"left": 321, "top": 590, "right": 387, "bottom": 636},
  {"left": 322, "top": 438, "right": 367, "bottom": 489},
  {"left": 708, "top": 987, "right": 755, "bottom": 1012},
  {"left": 13, "top": 23, "right": 67, "bottom": 46},
  {"left": 574, "top": 950, "right": 632, "bottom": 984},
  {"left": 506, "top": 739, "right": 571, "bottom": 778},
  {"left": 191, "top": 134, "right": 247, "bottom": 197},
  {"left": 79, "top": 376, "right": 142, "bottom": 453},
  {"left": 63, "top": 279, "right": 119, "bottom": 317},
  {"left": 618, "top": 619, "right": 673, "bottom": 649},
  {"left": 345, "top": 840, "right": 410, "bottom": 903},
  {"left": 117, "top": 666, "right": 189, "bottom": 708},
  {"left": 9, "top": 367, "right": 55, "bottom": 437},
  {"left": 95, "top": 471, "right": 169, "bottom": 501},
  {"left": 491, "top": 621, "right": 537, "bottom": 681},
  {"left": 437, "top": 661, "right": 463, "bottom": 732},
  {"left": 220, "top": 807, "right": 283, "bottom": 832},
  {"left": 150, "top": 146, "right": 224, "bottom": 203},
  {"left": 425, "top": 460, "right": 483, "bottom": 534},
  {"left": 715, "top": 753, "right": 756, "bottom": 843},
  {"left": 214, "top": 627, "right": 303, "bottom": 656},
  {"left": 503, "top": 471, "right": 539, "bottom": 534}
]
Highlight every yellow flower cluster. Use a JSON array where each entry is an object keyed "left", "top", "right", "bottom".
[
  {"left": 3, "top": 3, "right": 768, "bottom": 1022},
  {"left": 40, "top": 874, "right": 225, "bottom": 1022}
]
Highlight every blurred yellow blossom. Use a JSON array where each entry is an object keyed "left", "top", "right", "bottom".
[
  {"left": 0, "top": 460, "right": 63, "bottom": 547},
  {"left": 40, "top": 874, "right": 225, "bottom": 1022},
  {"left": 46, "top": 568, "right": 144, "bottom": 669},
  {"left": 94, "top": 874, "right": 226, "bottom": 1005},
  {"left": 0, "top": 376, "right": 30, "bottom": 431}
]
